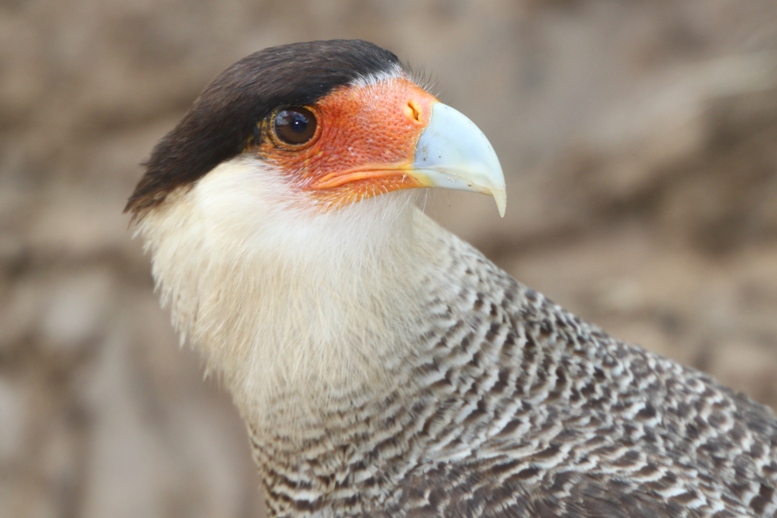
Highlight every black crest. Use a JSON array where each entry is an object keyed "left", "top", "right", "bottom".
[{"left": 125, "top": 40, "right": 400, "bottom": 215}]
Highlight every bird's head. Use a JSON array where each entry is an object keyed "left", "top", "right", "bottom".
[
  {"left": 126, "top": 39, "right": 504, "bottom": 226},
  {"left": 126, "top": 40, "right": 505, "bottom": 398}
]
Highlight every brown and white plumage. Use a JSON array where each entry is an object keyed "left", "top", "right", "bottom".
[{"left": 127, "top": 40, "right": 777, "bottom": 517}]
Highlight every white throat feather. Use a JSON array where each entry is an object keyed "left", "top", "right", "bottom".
[{"left": 133, "top": 155, "right": 442, "bottom": 423}]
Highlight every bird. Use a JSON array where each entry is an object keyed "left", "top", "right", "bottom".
[{"left": 126, "top": 39, "right": 777, "bottom": 517}]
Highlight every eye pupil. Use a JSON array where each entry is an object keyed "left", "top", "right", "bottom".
[
  {"left": 274, "top": 107, "right": 317, "bottom": 145},
  {"left": 290, "top": 116, "right": 306, "bottom": 133}
]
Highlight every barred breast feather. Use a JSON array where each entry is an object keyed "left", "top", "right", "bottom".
[{"left": 248, "top": 214, "right": 777, "bottom": 518}]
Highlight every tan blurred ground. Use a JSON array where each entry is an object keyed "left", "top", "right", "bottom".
[{"left": 1, "top": 1, "right": 776, "bottom": 517}]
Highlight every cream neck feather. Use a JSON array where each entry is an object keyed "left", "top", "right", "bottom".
[{"left": 135, "top": 156, "right": 447, "bottom": 426}]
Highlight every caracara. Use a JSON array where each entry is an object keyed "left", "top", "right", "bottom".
[{"left": 126, "top": 40, "right": 777, "bottom": 517}]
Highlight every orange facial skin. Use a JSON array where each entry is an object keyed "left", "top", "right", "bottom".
[{"left": 252, "top": 77, "right": 437, "bottom": 209}]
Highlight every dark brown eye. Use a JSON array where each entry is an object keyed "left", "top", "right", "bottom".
[{"left": 273, "top": 107, "right": 317, "bottom": 146}]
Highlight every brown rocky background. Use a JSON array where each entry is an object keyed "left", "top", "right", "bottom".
[{"left": 2, "top": 1, "right": 776, "bottom": 516}]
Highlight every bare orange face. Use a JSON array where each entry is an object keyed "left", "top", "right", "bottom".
[{"left": 250, "top": 78, "right": 438, "bottom": 209}]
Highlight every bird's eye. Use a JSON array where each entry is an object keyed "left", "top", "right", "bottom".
[{"left": 273, "top": 107, "right": 317, "bottom": 146}]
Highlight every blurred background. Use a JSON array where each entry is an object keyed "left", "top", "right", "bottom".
[{"left": 1, "top": 0, "right": 776, "bottom": 516}]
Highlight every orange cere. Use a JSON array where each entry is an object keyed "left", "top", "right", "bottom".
[{"left": 258, "top": 77, "right": 437, "bottom": 208}]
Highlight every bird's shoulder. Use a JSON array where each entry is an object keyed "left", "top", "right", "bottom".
[
  {"left": 374, "top": 463, "right": 721, "bottom": 518},
  {"left": 417, "top": 232, "right": 777, "bottom": 516}
]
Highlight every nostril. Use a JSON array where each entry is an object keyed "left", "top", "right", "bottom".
[{"left": 406, "top": 100, "right": 421, "bottom": 122}]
